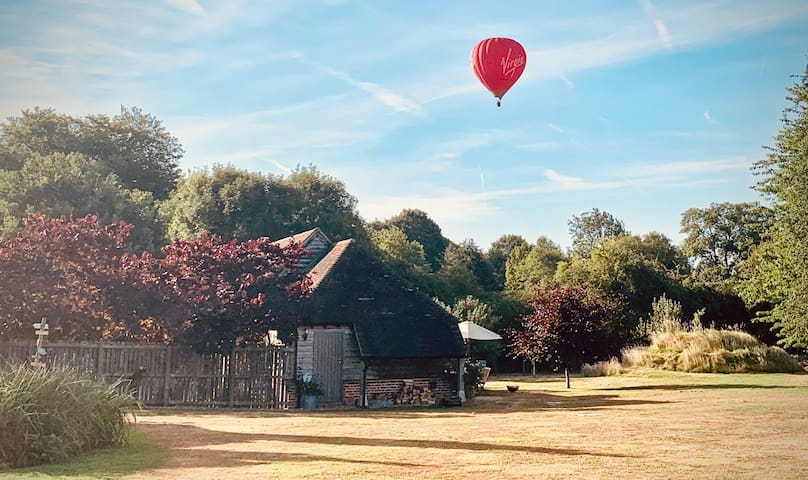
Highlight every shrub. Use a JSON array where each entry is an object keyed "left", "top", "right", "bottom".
[
  {"left": 0, "top": 364, "right": 139, "bottom": 469},
  {"left": 463, "top": 360, "right": 483, "bottom": 399},
  {"left": 296, "top": 375, "right": 324, "bottom": 396},
  {"left": 582, "top": 357, "right": 622, "bottom": 377},
  {"left": 622, "top": 328, "right": 803, "bottom": 374}
]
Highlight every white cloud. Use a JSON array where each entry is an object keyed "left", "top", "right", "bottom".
[
  {"left": 617, "top": 157, "right": 750, "bottom": 177},
  {"left": 642, "top": 0, "right": 673, "bottom": 50},
  {"left": 547, "top": 123, "right": 565, "bottom": 133},
  {"left": 355, "top": 81, "right": 424, "bottom": 115},
  {"left": 361, "top": 154, "right": 753, "bottom": 223},
  {"left": 165, "top": 95, "right": 392, "bottom": 170},
  {"left": 559, "top": 74, "right": 575, "bottom": 89},
  {"left": 544, "top": 169, "right": 586, "bottom": 189},
  {"left": 270, "top": 160, "right": 294, "bottom": 175},
  {"left": 302, "top": 59, "right": 424, "bottom": 115},
  {"left": 416, "top": 129, "right": 517, "bottom": 172},
  {"left": 704, "top": 111, "right": 717, "bottom": 123},
  {"left": 359, "top": 190, "right": 497, "bottom": 224},
  {"left": 654, "top": 20, "right": 673, "bottom": 50}
]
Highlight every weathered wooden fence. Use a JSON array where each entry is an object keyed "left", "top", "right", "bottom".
[{"left": 0, "top": 340, "right": 293, "bottom": 409}]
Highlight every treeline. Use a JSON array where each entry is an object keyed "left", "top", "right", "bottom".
[
  {"left": 1, "top": 68, "right": 806, "bottom": 360},
  {"left": 0, "top": 107, "right": 365, "bottom": 251}
]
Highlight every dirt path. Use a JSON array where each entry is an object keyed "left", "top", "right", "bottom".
[{"left": 122, "top": 372, "right": 808, "bottom": 480}]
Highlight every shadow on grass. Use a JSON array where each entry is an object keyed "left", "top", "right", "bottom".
[
  {"left": 595, "top": 383, "right": 803, "bottom": 391},
  {"left": 142, "top": 406, "right": 478, "bottom": 420},
  {"left": 468, "top": 389, "right": 672, "bottom": 413},
  {"left": 140, "top": 387, "right": 672, "bottom": 420},
  {"left": 158, "top": 446, "right": 428, "bottom": 468},
  {"left": 135, "top": 422, "right": 632, "bottom": 472}
]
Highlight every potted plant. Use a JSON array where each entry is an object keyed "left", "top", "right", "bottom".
[{"left": 297, "top": 374, "right": 324, "bottom": 410}]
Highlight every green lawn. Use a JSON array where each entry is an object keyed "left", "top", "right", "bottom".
[{"left": 0, "top": 430, "right": 166, "bottom": 480}]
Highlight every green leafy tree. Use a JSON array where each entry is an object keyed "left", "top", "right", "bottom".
[
  {"left": 0, "top": 152, "right": 162, "bottom": 251},
  {"left": 385, "top": 209, "right": 448, "bottom": 269},
  {"left": 556, "top": 234, "right": 684, "bottom": 349},
  {"left": 740, "top": 67, "right": 808, "bottom": 348},
  {"left": 162, "top": 165, "right": 367, "bottom": 245},
  {"left": 1, "top": 107, "right": 182, "bottom": 198},
  {"left": 504, "top": 236, "right": 566, "bottom": 301},
  {"left": 369, "top": 225, "right": 444, "bottom": 296},
  {"left": 371, "top": 225, "right": 429, "bottom": 271},
  {"left": 568, "top": 208, "right": 627, "bottom": 257},
  {"left": 486, "top": 234, "right": 528, "bottom": 290},
  {"left": 281, "top": 165, "right": 367, "bottom": 243},
  {"left": 449, "top": 295, "right": 503, "bottom": 369},
  {"left": 0, "top": 107, "right": 181, "bottom": 250},
  {"left": 437, "top": 242, "right": 481, "bottom": 302},
  {"left": 438, "top": 240, "right": 496, "bottom": 302},
  {"left": 680, "top": 202, "right": 772, "bottom": 283},
  {"left": 639, "top": 231, "right": 689, "bottom": 273},
  {"left": 161, "top": 166, "right": 295, "bottom": 241},
  {"left": 449, "top": 295, "right": 501, "bottom": 331}
]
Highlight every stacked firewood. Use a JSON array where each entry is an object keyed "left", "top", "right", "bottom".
[{"left": 391, "top": 380, "right": 434, "bottom": 405}]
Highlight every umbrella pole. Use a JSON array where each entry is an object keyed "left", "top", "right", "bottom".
[{"left": 457, "top": 357, "right": 466, "bottom": 402}]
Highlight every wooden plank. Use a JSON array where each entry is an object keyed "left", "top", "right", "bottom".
[
  {"left": 96, "top": 342, "right": 104, "bottom": 381},
  {"left": 0, "top": 339, "right": 290, "bottom": 408},
  {"left": 163, "top": 345, "right": 172, "bottom": 407},
  {"left": 227, "top": 353, "right": 234, "bottom": 407},
  {"left": 314, "top": 330, "right": 344, "bottom": 404}
]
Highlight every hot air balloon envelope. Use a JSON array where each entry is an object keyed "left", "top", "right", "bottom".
[{"left": 471, "top": 37, "right": 526, "bottom": 106}]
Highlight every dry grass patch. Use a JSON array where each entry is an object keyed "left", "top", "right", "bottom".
[
  {"left": 581, "top": 357, "right": 622, "bottom": 376},
  {"left": 623, "top": 327, "right": 803, "bottom": 373},
  {"left": 122, "top": 370, "right": 808, "bottom": 480}
]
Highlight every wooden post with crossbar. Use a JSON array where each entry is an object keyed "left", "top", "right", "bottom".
[{"left": 31, "top": 317, "right": 48, "bottom": 369}]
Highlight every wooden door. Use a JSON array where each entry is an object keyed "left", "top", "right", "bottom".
[{"left": 313, "top": 330, "right": 343, "bottom": 404}]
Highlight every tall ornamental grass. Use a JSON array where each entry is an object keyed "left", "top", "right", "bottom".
[
  {"left": 622, "top": 326, "right": 803, "bottom": 373},
  {"left": 0, "top": 364, "right": 139, "bottom": 469},
  {"left": 581, "top": 357, "right": 623, "bottom": 377}
]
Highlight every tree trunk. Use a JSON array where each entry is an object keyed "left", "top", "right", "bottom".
[
  {"left": 565, "top": 367, "right": 570, "bottom": 389},
  {"left": 531, "top": 359, "right": 536, "bottom": 376}
]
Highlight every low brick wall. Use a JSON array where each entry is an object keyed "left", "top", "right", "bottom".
[{"left": 342, "top": 377, "right": 455, "bottom": 407}]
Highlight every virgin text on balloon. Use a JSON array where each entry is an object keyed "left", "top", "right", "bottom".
[{"left": 501, "top": 48, "right": 525, "bottom": 78}]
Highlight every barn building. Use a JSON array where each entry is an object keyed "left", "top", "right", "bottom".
[{"left": 279, "top": 228, "right": 466, "bottom": 408}]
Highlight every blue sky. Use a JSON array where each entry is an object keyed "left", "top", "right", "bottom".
[{"left": 1, "top": 1, "right": 807, "bottom": 250}]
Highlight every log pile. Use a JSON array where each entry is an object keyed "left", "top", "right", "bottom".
[{"left": 392, "top": 379, "right": 434, "bottom": 405}]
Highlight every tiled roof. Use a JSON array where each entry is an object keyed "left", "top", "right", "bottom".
[
  {"left": 302, "top": 240, "right": 466, "bottom": 359},
  {"left": 307, "top": 239, "right": 352, "bottom": 290},
  {"left": 273, "top": 227, "right": 322, "bottom": 249},
  {"left": 273, "top": 227, "right": 333, "bottom": 272}
]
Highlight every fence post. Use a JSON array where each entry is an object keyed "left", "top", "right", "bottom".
[
  {"left": 96, "top": 342, "right": 104, "bottom": 382},
  {"left": 227, "top": 352, "right": 235, "bottom": 407},
  {"left": 162, "top": 345, "right": 172, "bottom": 407}
]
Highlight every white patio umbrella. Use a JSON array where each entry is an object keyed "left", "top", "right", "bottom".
[{"left": 458, "top": 321, "right": 502, "bottom": 341}]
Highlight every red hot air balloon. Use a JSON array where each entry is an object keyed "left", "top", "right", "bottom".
[{"left": 471, "top": 37, "right": 527, "bottom": 107}]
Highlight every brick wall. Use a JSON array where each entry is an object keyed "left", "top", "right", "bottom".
[
  {"left": 342, "top": 377, "right": 455, "bottom": 407},
  {"left": 288, "top": 383, "right": 297, "bottom": 409}
]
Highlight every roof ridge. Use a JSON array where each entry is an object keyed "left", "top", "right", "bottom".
[
  {"left": 307, "top": 239, "right": 353, "bottom": 290},
  {"left": 272, "top": 227, "right": 332, "bottom": 250}
]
